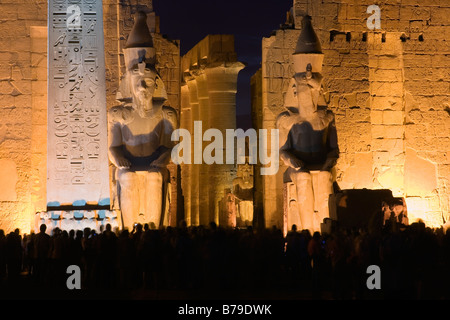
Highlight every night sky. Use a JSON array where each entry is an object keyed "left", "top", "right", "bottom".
[{"left": 153, "top": 0, "right": 294, "bottom": 129}]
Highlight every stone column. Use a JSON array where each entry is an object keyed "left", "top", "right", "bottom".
[
  {"left": 180, "top": 82, "right": 192, "bottom": 225},
  {"left": 205, "top": 63, "right": 243, "bottom": 225},
  {"left": 186, "top": 76, "right": 200, "bottom": 225},
  {"left": 180, "top": 35, "right": 244, "bottom": 227},
  {"left": 193, "top": 70, "right": 212, "bottom": 225}
]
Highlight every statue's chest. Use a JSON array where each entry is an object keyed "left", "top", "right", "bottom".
[
  {"left": 291, "top": 122, "right": 326, "bottom": 142},
  {"left": 306, "top": 115, "right": 330, "bottom": 130},
  {"left": 290, "top": 113, "right": 331, "bottom": 131},
  {"left": 121, "top": 116, "right": 162, "bottom": 143},
  {"left": 289, "top": 115, "right": 331, "bottom": 146}
]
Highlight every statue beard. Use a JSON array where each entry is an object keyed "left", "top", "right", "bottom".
[
  {"left": 133, "top": 90, "right": 160, "bottom": 118},
  {"left": 295, "top": 77, "right": 323, "bottom": 117},
  {"left": 297, "top": 86, "right": 320, "bottom": 117}
]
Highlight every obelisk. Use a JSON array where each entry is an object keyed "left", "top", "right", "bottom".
[{"left": 47, "top": 1, "right": 110, "bottom": 209}]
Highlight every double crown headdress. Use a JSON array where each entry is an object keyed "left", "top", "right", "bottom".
[
  {"left": 292, "top": 15, "right": 324, "bottom": 74},
  {"left": 117, "top": 11, "right": 166, "bottom": 102}
]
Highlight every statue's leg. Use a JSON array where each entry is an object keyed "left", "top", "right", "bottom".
[
  {"left": 240, "top": 201, "right": 253, "bottom": 226},
  {"left": 314, "top": 171, "right": 333, "bottom": 231},
  {"left": 117, "top": 169, "right": 140, "bottom": 230},
  {"left": 290, "top": 171, "right": 315, "bottom": 233},
  {"left": 143, "top": 169, "right": 164, "bottom": 229}
]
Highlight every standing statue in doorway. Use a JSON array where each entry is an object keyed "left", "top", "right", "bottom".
[
  {"left": 276, "top": 15, "right": 339, "bottom": 233},
  {"left": 108, "top": 11, "right": 177, "bottom": 230},
  {"left": 233, "top": 161, "right": 254, "bottom": 227}
]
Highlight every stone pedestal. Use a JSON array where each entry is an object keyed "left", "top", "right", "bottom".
[{"left": 35, "top": 208, "right": 120, "bottom": 234}]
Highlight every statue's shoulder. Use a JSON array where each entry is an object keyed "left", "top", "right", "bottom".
[
  {"left": 108, "top": 105, "right": 134, "bottom": 124},
  {"left": 276, "top": 110, "right": 291, "bottom": 128},
  {"left": 232, "top": 176, "right": 243, "bottom": 185},
  {"left": 162, "top": 105, "right": 177, "bottom": 117},
  {"left": 325, "top": 109, "right": 335, "bottom": 122},
  {"left": 276, "top": 108, "right": 298, "bottom": 129},
  {"left": 317, "top": 107, "right": 335, "bottom": 121},
  {"left": 162, "top": 105, "right": 178, "bottom": 128}
]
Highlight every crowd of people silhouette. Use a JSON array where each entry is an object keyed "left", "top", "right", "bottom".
[{"left": 0, "top": 219, "right": 449, "bottom": 299}]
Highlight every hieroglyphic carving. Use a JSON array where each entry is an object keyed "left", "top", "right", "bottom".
[
  {"left": 154, "top": 35, "right": 180, "bottom": 112},
  {"left": 48, "top": 0, "right": 110, "bottom": 206}
]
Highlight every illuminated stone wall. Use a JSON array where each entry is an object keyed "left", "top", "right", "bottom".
[
  {"left": 0, "top": 1, "right": 47, "bottom": 232},
  {"left": 252, "top": 0, "right": 450, "bottom": 229},
  {"left": 0, "top": 0, "right": 181, "bottom": 233}
]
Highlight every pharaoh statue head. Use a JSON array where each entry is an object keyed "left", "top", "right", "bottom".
[
  {"left": 289, "top": 15, "right": 326, "bottom": 116},
  {"left": 117, "top": 11, "right": 167, "bottom": 118}
]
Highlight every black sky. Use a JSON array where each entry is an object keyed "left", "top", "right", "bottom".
[{"left": 153, "top": 0, "right": 293, "bottom": 129}]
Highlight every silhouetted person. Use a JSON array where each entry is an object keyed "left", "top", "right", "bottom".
[
  {"left": 308, "top": 231, "right": 324, "bottom": 298},
  {"left": 174, "top": 222, "right": 193, "bottom": 289},
  {"left": 49, "top": 228, "right": 69, "bottom": 288},
  {"left": 0, "top": 229, "right": 6, "bottom": 281},
  {"left": 34, "top": 224, "right": 51, "bottom": 285},
  {"left": 98, "top": 223, "right": 117, "bottom": 289},
  {"left": 117, "top": 229, "right": 135, "bottom": 289},
  {"left": 5, "top": 229, "right": 22, "bottom": 283},
  {"left": 161, "top": 226, "right": 176, "bottom": 289},
  {"left": 22, "top": 232, "right": 34, "bottom": 277},
  {"left": 286, "top": 225, "right": 303, "bottom": 286},
  {"left": 69, "top": 229, "right": 83, "bottom": 268},
  {"left": 327, "top": 231, "right": 352, "bottom": 299},
  {"left": 80, "top": 227, "right": 95, "bottom": 288}
]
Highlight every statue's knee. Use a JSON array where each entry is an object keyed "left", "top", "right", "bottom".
[
  {"left": 147, "top": 171, "right": 164, "bottom": 183},
  {"left": 117, "top": 170, "right": 136, "bottom": 187},
  {"left": 290, "top": 171, "right": 312, "bottom": 185},
  {"left": 318, "top": 171, "right": 333, "bottom": 183}
]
